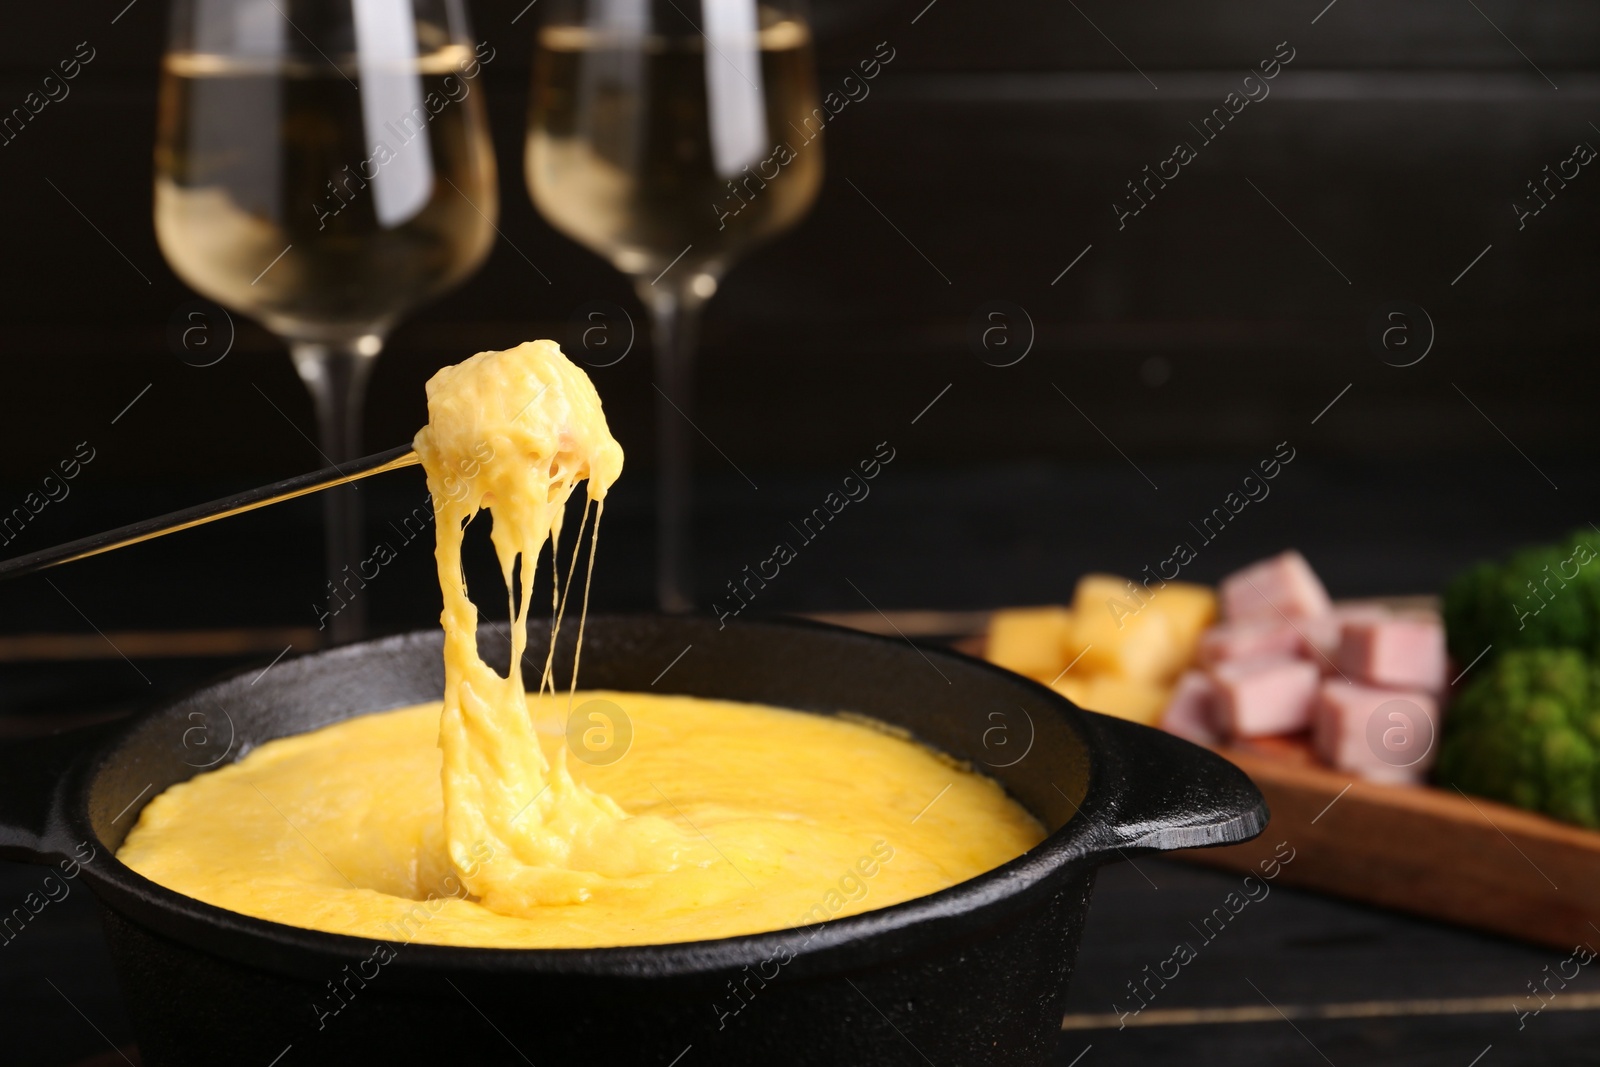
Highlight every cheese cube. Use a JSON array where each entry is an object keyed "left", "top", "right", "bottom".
[
  {"left": 1148, "top": 581, "right": 1219, "bottom": 653},
  {"left": 987, "top": 606, "right": 1074, "bottom": 681},
  {"left": 1054, "top": 672, "right": 1171, "bottom": 727},
  {"left": 1069, "top": 574, "right": 1183, "bottom": 682}
]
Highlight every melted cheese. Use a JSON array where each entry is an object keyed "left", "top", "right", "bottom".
[
  {"left": 411, "top": 340, "right": 695, "bottom": 911},
  {"left": 117, "top": 692, "right": 1043, "bottom": 947},
  {"left": 118, "top": 340, "right": 1044, "bottom": 947}
]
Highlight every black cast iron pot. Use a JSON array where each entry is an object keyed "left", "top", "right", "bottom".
[{"left": 0, "top": 615, "right": 1265, "bottom": 1066}]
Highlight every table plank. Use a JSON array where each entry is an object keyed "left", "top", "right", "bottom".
[{"left": 0, "top": 628, "right": 319, "bottom": 663}]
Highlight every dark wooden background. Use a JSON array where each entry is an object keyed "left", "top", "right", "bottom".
[{"left": 0, "top": 0, "right": 1595, "bottom": 633}]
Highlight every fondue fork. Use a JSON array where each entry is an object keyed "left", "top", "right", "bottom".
[{"left": 0, "top": 445, "right": 419, "bottom": 582}]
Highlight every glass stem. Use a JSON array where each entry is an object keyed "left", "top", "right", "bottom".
[
  {"left": 289, "top": 336, "right": 382, "bottom": 645},
  {"left": 638, "top": 276, "right": 710, "bottom": 613}
]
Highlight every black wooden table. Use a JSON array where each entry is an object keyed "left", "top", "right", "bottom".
[
  {"left": 1060, "top": 861, "right": 1598, "bottom": 1067},
  {"left": 8, "top": 856, "right": 1591, "bottom": 1066}
]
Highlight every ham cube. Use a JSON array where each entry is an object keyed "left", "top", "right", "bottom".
[
  {"left": 1220, "top": 550, "right": 1332, "bottom": 622},
  {"left": 1301, "top": 604, "right": 1392, "bottom": 667},
  {"left": 1313, "top": 681, "right": 1439, "bottom": 783},
  {"left": 1212, "top": 657, "right": 1320, "bottom": 738},
  {"left": 1198, "top": 619, "right": 1304, "bottom": 666},
  {"left": 1336, "top": 614, "right": 1447, "bottom": 692},
  {"left": 1160, "top": 670, "right": 1220, "bottom": 745}
]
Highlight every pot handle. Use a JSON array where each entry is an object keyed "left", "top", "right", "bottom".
[
  {"left": 1080, "top": 712, "right": 1268, "bottom": 855},
  {"left": 0, "top": 721, "right": 113, "bottom": 864}
]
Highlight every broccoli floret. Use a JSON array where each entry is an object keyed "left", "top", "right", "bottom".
[
  {"left": 1436, "top": 648, "right": 1600, "bottom": 827},
  {"left": 1442, "top": 530, "right": 1600, "bottom": 664}
]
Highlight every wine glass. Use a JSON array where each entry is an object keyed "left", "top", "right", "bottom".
[
  {"left": 154, "top": 0, "right": 499, "bottom": 642},
  {"left": 525, "top": 0, "right": 823, "bottom": 611}
]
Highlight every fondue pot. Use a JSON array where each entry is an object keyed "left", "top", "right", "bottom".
[{"left": 0, "top": 616, "right": 1265, "bottom": 1066}]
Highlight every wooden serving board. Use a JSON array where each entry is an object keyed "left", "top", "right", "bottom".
[{"left": 1185, "top": 741, "right": 1600, "bottom": 951}]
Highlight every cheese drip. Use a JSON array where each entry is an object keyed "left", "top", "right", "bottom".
[
  {"left": 116, "top": 340, "right": 1048, "bottom": 948},
  {"left": 412, "top": 340, "right": 696, "bottom": 909}
]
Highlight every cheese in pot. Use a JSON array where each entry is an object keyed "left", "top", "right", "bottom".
[
  {"left": 118, "top": 341, "right": 1044, "bottom": 947},
  {"left": 118, "top": 691, "right": 1043, "bottom": 947}
]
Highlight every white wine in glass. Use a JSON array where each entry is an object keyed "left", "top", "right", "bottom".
[
  {"left": 526, "top": 0, "right": 823, "bottom": 611},
  {"left": 155, "top": 0, "right": 498, "bottom": 642}
]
